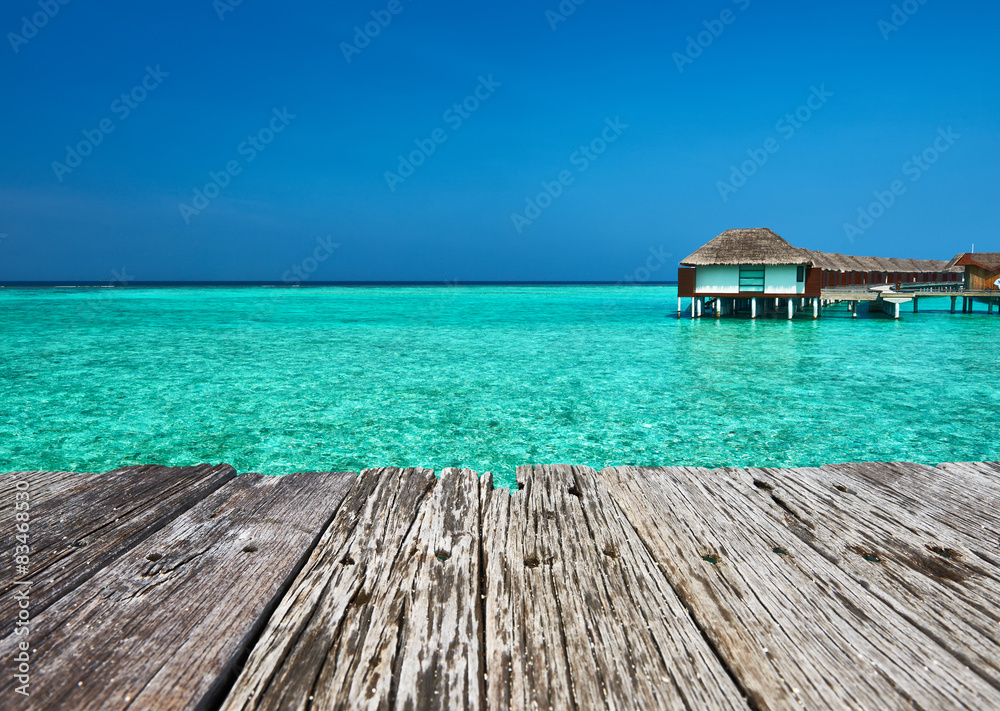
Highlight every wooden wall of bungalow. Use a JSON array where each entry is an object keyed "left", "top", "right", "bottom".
[
  {"left": 677, "top": 267, "right": 696, "bottom": 298},
  {"left": 677, "top": 266, "right": 821, "bottom": 298},
  {"left": 677, "top": 264, "right": 958, "bottom": 298},
  {"left": 947, "top": 253, "right": 1000, "bottom": 291},
  {"left": 966, "top": 265, "right": 1000, "bottom": 290},
  {"left": 819, "top": 269, "right": 962, "bottom": 288}
]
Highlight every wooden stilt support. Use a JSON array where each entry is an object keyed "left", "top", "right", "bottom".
[
  {"left": 913, "top": 298, "right": 918, "bottom": 314},
  {"left": 677, "top": 297, "right": 682, "bottom": 319},
  {"left": 812, "top": 298, "right": 819, "bottom": 320},
  {"left": 751, "top": 298, "right": 757, "bottom": 319},
  {"left": 788, "top": 298, "right": 794, "bottom": 320},
  {"left": 951, "top": 295, "right": 957, "bottom": 314}
]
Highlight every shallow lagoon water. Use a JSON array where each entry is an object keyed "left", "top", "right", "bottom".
[{"left": 1, "top": 286, "right": 998, "bottom": 489}]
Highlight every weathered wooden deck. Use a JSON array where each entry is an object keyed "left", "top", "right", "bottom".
[{"left": 4, "top": 461, "right": 1000, "bottom": 710}]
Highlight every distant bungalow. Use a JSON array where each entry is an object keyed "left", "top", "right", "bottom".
[
  {"left": 677, "top": 228, "right": 977, "bottom": 319},
  {"left": 947, "top": 251, "right": 1000, "bottom": 292}
]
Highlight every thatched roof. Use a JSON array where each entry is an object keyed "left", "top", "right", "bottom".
[
  {"left": 680, "top": 229, "right": 805, "bottom": 266},
  {"left": 946, "top": 252, "right": 1000, "bottom": 272},
  {"left": 681, "top": 228, "right": 961, "bottom": 273},
  {"left": 799, "top": 250, "right": 960, "bottom": 274}
]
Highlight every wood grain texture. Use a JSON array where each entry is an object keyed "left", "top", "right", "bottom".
[
  {"left": 0, "top": 470, "right": 354, "bottom": 711},
  {"left": 748, "top": 464, "right": 1000, "bottom": 692},
  {"left": 823, "top": 461, "right": 1000, "bottom": 554},
  {"left": 2, "top": 469, "right": 103, "bottom": 509},
  {"left": 601, "top": 464, "right": 1000, "bottom": 711},
  {"left": 221, "top": 466, "right": 484, "bottom": 711},
  {"left": 482, "top": 464, "right": 749, "bottom": 711},
  {"left": 0, "top": 464, "right": 236, "bottom": 622},
  {"left": 0, "top": 464, "right": 199, "bottom": 511},
  {"left": 5, "top": 462, "right": 999, "bottom": 711}
]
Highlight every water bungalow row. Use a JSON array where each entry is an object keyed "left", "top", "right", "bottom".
[
  {"left": 4, "top": 461, "right": 1000, "bottom": 710},
  {"left": 677, "top": 228, "right": 1000, "bottom": 319}
]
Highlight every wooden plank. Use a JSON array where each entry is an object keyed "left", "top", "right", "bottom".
[
  {"left": 0, "top": 470, "right": 355, "bottom": 710},
  {"left": 1, "top": 465, "right": 191, "bottom": 503},
  {"left": 394, "top": 467, "right": 483, "bottom": 711},
  {"left": 824, "top": 461, "right": 1000, "bottom": 553},
  {"left": 2, "top": 469, "right": 98, "bottom": 506},
  {"left": 221, "top": 466, "right": 484, "bottom": 711},
  {"left": 748, "top": 464, "right": 1000, "bottom": 693},
  {"left": 1, "top": 468, "right": 128, "bottom": 520},
  {"left": 0, "top": 464, "right": 236, "bottom": 622},
  {"left": 602, "top": 465, "right": 1000, "bottom": 710},
  {"left": 482, "top": 464, "right": 748, "bottom": 711},
  {"left": 934, "top": 461, "right": 1000, "bottom": 520}
]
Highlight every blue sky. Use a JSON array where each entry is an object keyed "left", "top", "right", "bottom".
[{"left": 1, "top": 0, "right": 997, "bottom": 281}]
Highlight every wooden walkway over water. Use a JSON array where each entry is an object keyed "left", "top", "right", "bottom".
[
  {"left": 682, "top": 290, "right": 1000, "bottom": 319},
  {"left": 4, "top": 461, "right": 1000, "bottom": 710}
]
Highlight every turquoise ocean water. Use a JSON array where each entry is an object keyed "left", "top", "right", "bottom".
[{"left": 1, "top": 286, "right": 998, "bottom": 489}]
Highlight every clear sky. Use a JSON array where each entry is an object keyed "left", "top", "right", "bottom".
[{"left": 1, "top": 0, "right": 997, "bottom": 282}]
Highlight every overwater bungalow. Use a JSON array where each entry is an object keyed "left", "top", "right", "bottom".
[
  {"left": 677, "top": 228, "right": 968, "bottom": 319},
  {"left": 947, "top": 252, "right": 1000, "bottom": 291}
]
